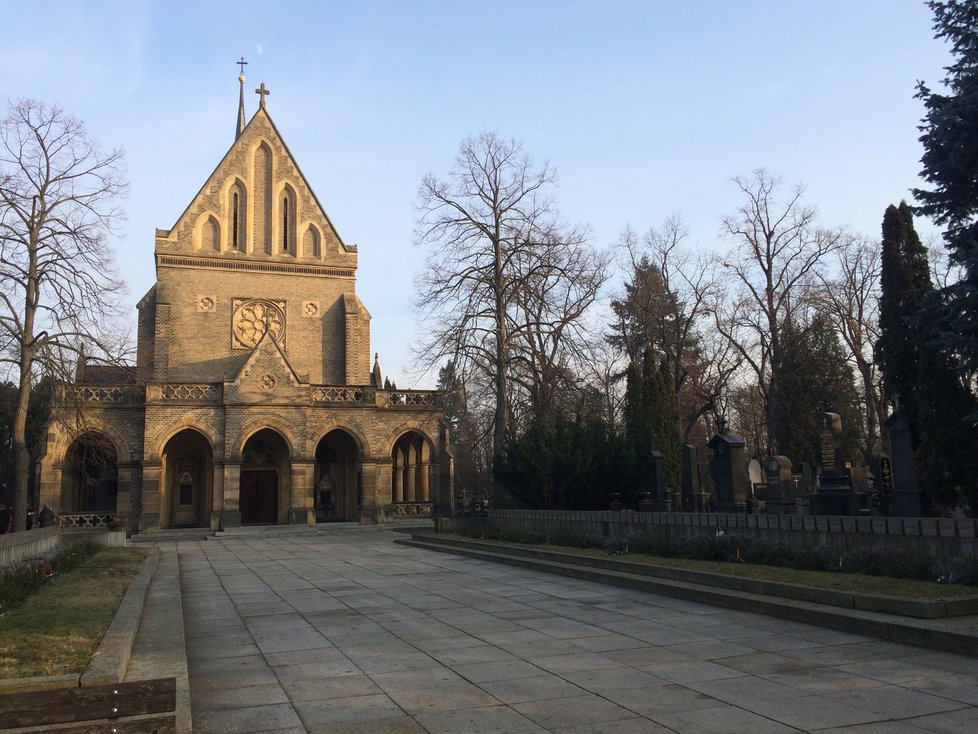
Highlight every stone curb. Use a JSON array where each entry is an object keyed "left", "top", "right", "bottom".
[
  {"left": 398, "top": 535, "right": 978, "bottom": 657},
  {"left": 81, "top": 546, "right": 160, "bottom": 686}
]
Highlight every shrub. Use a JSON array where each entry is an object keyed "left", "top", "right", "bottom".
[
  {"left": 521, "top": 531, "right": 547, "bottom": 545},
  {"left": 0, "top": 540, "right": 99, "bottom": 614},
  {"left": 602, "top": 537, "right": 629, "bottom": 556}
]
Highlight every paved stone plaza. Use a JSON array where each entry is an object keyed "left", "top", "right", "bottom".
[{"left": 179, "top": 528, "right": 978, "bottom": 733}]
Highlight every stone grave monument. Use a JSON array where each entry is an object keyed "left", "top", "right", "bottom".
[
  {"left": 885, "top": 408, "right": 922, "bottom": 516},
  {"left": 708, "top": 431, "right": 748, "bottom": 511},
  {"left": 812, "top": 412, "right": 868, "bottom": 515}
]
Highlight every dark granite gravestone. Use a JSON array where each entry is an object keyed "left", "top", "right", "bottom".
[
  {"left": 885, "top": 409, "right": 922, "bottom": 517},
  {"left": 681, "top": 444, "right": 700, "bottom": 511},
  {"left": 812, "top": 412, "right": 868, "bottom": 515},
  {"left": 648, "top": 448, "right": 665, "bottom": 508},
  {"left": 763, "top": 455, "right": 793, "bottom": 511},
  {"left": 708, "top": 432, "right": 747, "bottom": 511}
]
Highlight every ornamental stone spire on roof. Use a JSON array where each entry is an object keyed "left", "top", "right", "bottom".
[{"left": 235, "top": 56, "right": 248, "bottom": 140}]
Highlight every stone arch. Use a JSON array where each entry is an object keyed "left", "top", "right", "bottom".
[
  {"left": 309, "top": 420, "right": 371, "bottom": 460},
  {"left": 159, "top": 427, "right": 214, "bottom": 529},
  {"left": 146, "top": 418, "right": 221, "bottom": 462},
  {"left": 196, "top": 213, "right": 220, "bottom": 252},
  {"left": 232, "top": 417, "right": 299, "bottom": 461},
  {"left": 53, "top": 419, "right": 131, "bottom": 467},
  {"left": 59, "top": 430, "right": 121, "bottom": 513},
  {"left": 313, "top": 428, "right": 362, "bottom": 522},
  {"left": 302, "top": 223, "right": 321, "bottom": 259},
  {"left": 253, "top": 141, "right": 273, "bottom": 254},
  {"left": 390, "top": 428, "right": 436, "bottom": 506},
  {"left": 239, "top": 427, "right": 291, "bottom": 525},
  {"left": 226, "top": 177, "right": 248, "bottom": 252}
]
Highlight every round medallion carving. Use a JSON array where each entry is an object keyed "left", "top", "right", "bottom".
[
  {"left": 232, "top": 299, "right": 285, "bottom": 348},
  {"left": 259, "top": 373, "right": 277, "bottom": 391}
]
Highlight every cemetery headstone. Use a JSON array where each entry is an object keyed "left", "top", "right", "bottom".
[
  {"left": 764, "top": 455, "right": 793, "bottom": 511},
  {"left": 812, "top": 412, "right": 867, "bottom": 515},
  {"left": 885, "top": 409, "right": 922, "bottom": 517},
  {"left": 648, "top": 448, "right": 665, "bottom": 508},
  {"left": 708, "top": 432, "right": 748, "bottom": 511}
]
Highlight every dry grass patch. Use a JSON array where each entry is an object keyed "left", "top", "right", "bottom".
[{"left": 0, "top": 547, "right": 148, "bottom": 679}]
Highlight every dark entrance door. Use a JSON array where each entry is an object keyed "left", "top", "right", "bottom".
[{"left": 240, "top": 470, "right": 277, "bottom": 524}]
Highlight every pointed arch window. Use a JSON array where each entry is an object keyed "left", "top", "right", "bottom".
[
  {"left": 228, "top": 181, "right": 247, "bottom": 252},
  {"left": 281, "top": 185, "right": 297, "bottom": 255},
  {"left": 232, "top": 192, "right": 240, "bottom": 250},
  {"left": 282, "top": 195, "right": 289, "bottom": 252}
]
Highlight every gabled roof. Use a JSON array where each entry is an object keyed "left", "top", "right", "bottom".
[
  {"left": 160, "top": 103, "right": 355, "bottom": 254},
  {"left": 231, "top": 328, "right": 302, "bottom": 388}
]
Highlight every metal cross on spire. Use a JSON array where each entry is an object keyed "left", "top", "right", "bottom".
[
  {"left": 255, "top": 82, "right": 270, "bottom": 110},
  {"left": 236, "top": 56, "right": 248, "bottom": 75}
]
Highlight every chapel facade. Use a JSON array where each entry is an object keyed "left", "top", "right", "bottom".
[{"left": 37, "top": 78, "right": 453, "bottom": 532}]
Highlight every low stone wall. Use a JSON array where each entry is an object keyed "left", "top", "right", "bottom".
[
  {"left": 0, "top": 527, "right": 61, "bottom": 568},
  {"left": 459, "top": 509, "right": 978, "bottom": 561},
  {"left": 0, "top": 527, "right": 125, "bottom": 568}
]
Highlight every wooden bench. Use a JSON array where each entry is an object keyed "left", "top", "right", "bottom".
[{"left": 0, "top": 677, "right": 175, "bottom": 733}]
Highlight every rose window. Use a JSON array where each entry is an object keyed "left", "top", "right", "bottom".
[{"left": 232, "top": 299, "right": 286, "bottom": 348}]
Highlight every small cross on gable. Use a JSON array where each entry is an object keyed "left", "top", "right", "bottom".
[{"left": 255, "top": 82, "right": 270, "bottom": 109}]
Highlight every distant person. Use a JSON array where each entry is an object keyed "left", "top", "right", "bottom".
[
  {"left": 0, "top": 500, "right": 12, "bottom": 534},
  {"left": 37, "top": 504, "right": 55, "bottom": 529}
]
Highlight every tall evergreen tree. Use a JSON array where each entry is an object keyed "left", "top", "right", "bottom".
[
  {"left": 913, "top": 1, "right": 978, "bottom": 380},
  {"left": 877, "top": 202, "right": 932, "bottom": 408},
  {"left": 875, "top": 202, "right": 978, "bottom": 512},
  {"left": 622, "top": 350, "right": 681, "bottom": 497},
  {"left": 771, "top": 318, "right": 862, "bottom": 469}
]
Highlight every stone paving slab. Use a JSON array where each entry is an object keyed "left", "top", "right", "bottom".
[{"left": 178, "top": 527, "right": 978, "bottom": 733}]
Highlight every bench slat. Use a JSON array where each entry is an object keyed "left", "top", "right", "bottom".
[
  {"left": 0, "top": 678, "right": 175, "bottom": 727},
  {"left": 15, "top": 713, "right": 177, "bottom": 734}
]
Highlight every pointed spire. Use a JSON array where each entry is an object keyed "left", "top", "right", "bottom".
[
  {"left": 235, "top": 57, "right": 248, "bottom": 140},
  {"left": 372, "top": 353, "right": 383, "bottom": 388}
]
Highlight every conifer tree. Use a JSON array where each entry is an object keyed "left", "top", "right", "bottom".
[
  {"left": 876, "top": 202, "right": 978, "bottom": 511},
  {"left": 877, "top": 203, "right": 931, "bottom": 408},
  {"left": 913, "top": 0, "right": 978, "bottom": 378}
]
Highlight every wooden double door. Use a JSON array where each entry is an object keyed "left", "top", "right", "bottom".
[{"left": 240, "top": 470, "right": 278, "bottom": 524}]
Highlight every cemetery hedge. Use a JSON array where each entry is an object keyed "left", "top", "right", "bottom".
[{"left": 458, "top": 525, "right": 978, "bottom": 586}]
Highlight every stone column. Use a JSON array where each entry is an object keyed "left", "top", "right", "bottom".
[
  {"left": 116, "top": 461, "right": 141, "bottom": 534},
  {"left": 139, "top": 461, "right": 162, "bottom": 533},
  {"left": 418, "top": 461, "right": 430, "bottom": 502},
  {"left": 221, "top": 461, "right": 242, "bottom": 528},
  {"left": 405, "top": 446, "right": 417, "bottom": 502},
  {"left": 392, "top": 449, "right": 403, "bottom": 503},
  {"left": 209, "top": 461, "right": 225, "bottom": 530},
  {"left": 289, "top": 459, "right": 316, "bottom": 525}
]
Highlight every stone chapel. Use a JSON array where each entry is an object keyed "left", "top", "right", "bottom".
[{"left": 37, "top": 76, "right": 453, "bottom": 532}]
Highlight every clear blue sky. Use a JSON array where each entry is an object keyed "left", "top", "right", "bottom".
[{"left": 0, "top": 1, "right": 952, "bottom": 386}]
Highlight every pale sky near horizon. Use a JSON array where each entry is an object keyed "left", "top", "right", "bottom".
[{"left": 0, "top": 0, "right": 954, "bottom": 387}]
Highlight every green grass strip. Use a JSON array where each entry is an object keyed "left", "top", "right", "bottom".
[{"left": 0, "top": 547, "right": 147, "bottom": 679}]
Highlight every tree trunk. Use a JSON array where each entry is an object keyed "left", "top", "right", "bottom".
[
  {"left": 492, "top": 233, "right": 508, "bottom": 460},
  {"left": 12, "top": 356, "right": 32, "bottom": 533}
]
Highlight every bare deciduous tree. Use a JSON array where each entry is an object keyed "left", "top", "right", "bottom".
[
  {"left": 611, "top": 218, "right": 737, "bottom": 443},
  {"left": 414, "top": 131, "right": 606, "bottom": 459},
  {"left": 0, "top": 99, "right": 128, "bottom": 531},
  {"left": 716, "top": 169, "right": 841, "bottom": 454},
  {"left": 816, "top": 235, "right": 885, "bottom": 461}
]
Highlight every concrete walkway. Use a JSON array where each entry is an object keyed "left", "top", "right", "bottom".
[{"left": 177, "top": 527, "right": 978, "bottom": 733}]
